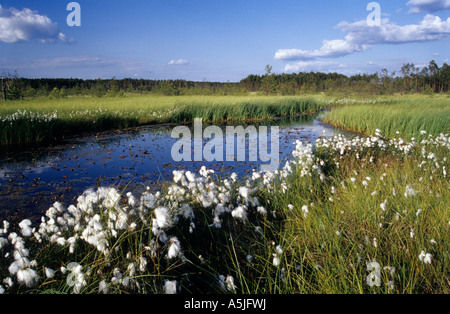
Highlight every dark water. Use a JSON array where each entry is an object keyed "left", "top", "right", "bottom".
[{"left": 0, "top": 114, "right": 352, "bottom": 220}]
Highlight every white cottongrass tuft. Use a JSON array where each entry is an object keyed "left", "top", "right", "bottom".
[
  {"left": 238, "top": 186, "right": 251, "bottom": 200},
  {"left": 153, "top": 207, "right": 171, "bottom": 230},
  {"left": 18, "top": 219, "right": 33, "bottom": 237},
  {"left": 272, "top": 254, "right": 280, "bottom": 267},
  {"left": 231, "top": 206, "right": 247, "bottom": 221},
  {"left": 219, "top": 275, "right": 236, "bottom": 292},
  {"left": 419, "top": 251, "right": 432, "bottom": 264},
  {"left": 273, "top": 245, "right": 283, "bottom": 267},
  {"left": 99, "top": 280, "right": 109, "bottom": 294},
  {"left": 66, "top": 262, "right": 87, "bottom": 294},
  {"left": 301, "top": 205, "right": 309, "bottom": 218},
  {"left": 45, "top": 267, "right": 55, "bottom": 279},
  {"left": 164, "top": 280, "right": 177, "bottom": 294},
  {"left": 404, "top": 185, "right": 416, "bottom": 197},
  {"left": 257, "top": 206, "right": 267, "bottom": 215},
  {"left": 167, "top": 237, "right": 181, "bottom": 260},
  {"left": 275, "top": 245, "right": 283, "bottom": 255},
  {"left": 16, "top": 268, "right": 38, "bottom": 287}
]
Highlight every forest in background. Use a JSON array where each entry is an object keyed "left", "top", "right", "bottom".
[{"left": 1, "top": 60, "right": 449, "bottom": 100}]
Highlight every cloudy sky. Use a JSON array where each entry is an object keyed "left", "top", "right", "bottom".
[{"left": 0, "top": 0, "right": 449, "bottom": 81}]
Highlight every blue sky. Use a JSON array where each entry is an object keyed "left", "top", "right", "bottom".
[{"left": 0, "top": 0, "right": 449, "bottom": 81}]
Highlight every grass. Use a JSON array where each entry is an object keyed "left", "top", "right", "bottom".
[
  {"left": 1, "top": 130, "right": 448, "bottom": 294},
  {"left": 0, "top": 95, "right": 325, "bottom": 144},
  {"left": 0, "top": 94, "right": 448, "bottom": 294},
  {"left": 277, "top": 136, "right": 449, "bottom": 293},
  {"left": 322, "top": 95, "right": 449, "bottom": 139}
]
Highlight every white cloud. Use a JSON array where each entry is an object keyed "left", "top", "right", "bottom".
[
  {"left": 275, "top": 40, "right": 363, "bottom": 60},
  {"left": 341, "top": 15, "right": 450, "bottom": 44},
  {"left": 275, "top": 14, "right": 450, "bottom": 61},
  {"left": 168, "top": 59, "right": 190, "bottom": 65},
  {"left": 282, "top": 61, "right": 343, "bottom": 73},
  {"left": 407, "top": 0, "right": 450, "bottom": 13},
  {"left": 0, "top": 5, "right": 68, "bottom": 43}
]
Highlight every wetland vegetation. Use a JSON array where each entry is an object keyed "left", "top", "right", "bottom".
[{"left": 0, "top": 65, "right": 448, "bottom": 294}]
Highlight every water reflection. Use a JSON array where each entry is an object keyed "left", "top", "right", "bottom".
[{"left": 0, "top": 114, "right": 352, "bottom": 219}]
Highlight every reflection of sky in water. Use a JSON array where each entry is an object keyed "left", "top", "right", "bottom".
[{"left": 0, "top": 115, "right": 353, "bottom": 218}]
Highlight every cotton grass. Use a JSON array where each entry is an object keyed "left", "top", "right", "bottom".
[{"left": 0, "top": 126, "right": 448, "bottom": 294}]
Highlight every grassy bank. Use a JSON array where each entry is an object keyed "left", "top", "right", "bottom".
[
  {"left": 280, "top": 134, "right": 448, "bottom": 293},
  {"left": 322, "top": 95, "right": 449, "bottom": 139},
  {"left": 0, "top": 95, "right": 325, "bottom": 144}
]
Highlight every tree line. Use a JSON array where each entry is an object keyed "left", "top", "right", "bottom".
[{"left": 1, "top": 60, "right": 449, "bottom": 101}]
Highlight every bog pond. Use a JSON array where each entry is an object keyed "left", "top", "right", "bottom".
[{"left": 0, "top": 113, "right": 353, "bottom": 220}]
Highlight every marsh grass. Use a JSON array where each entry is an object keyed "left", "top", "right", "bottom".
[
  {"left": 322, "top": 96, "right": 449, "bottom": 139},
  {"left": 0, "top": 95, "right": 448, "bottom": 294},
  {"left": 277, "top": 144, "right": 449, "bottom": 293},
  {"left": 0, "top": 95, "right": 324, "bottom": 144},
  {"left": 170, "top": 96, "right": 323, "bottom": 123},
  {"left": 0, "top": 128, "right": 448, "bottom": 294}
]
